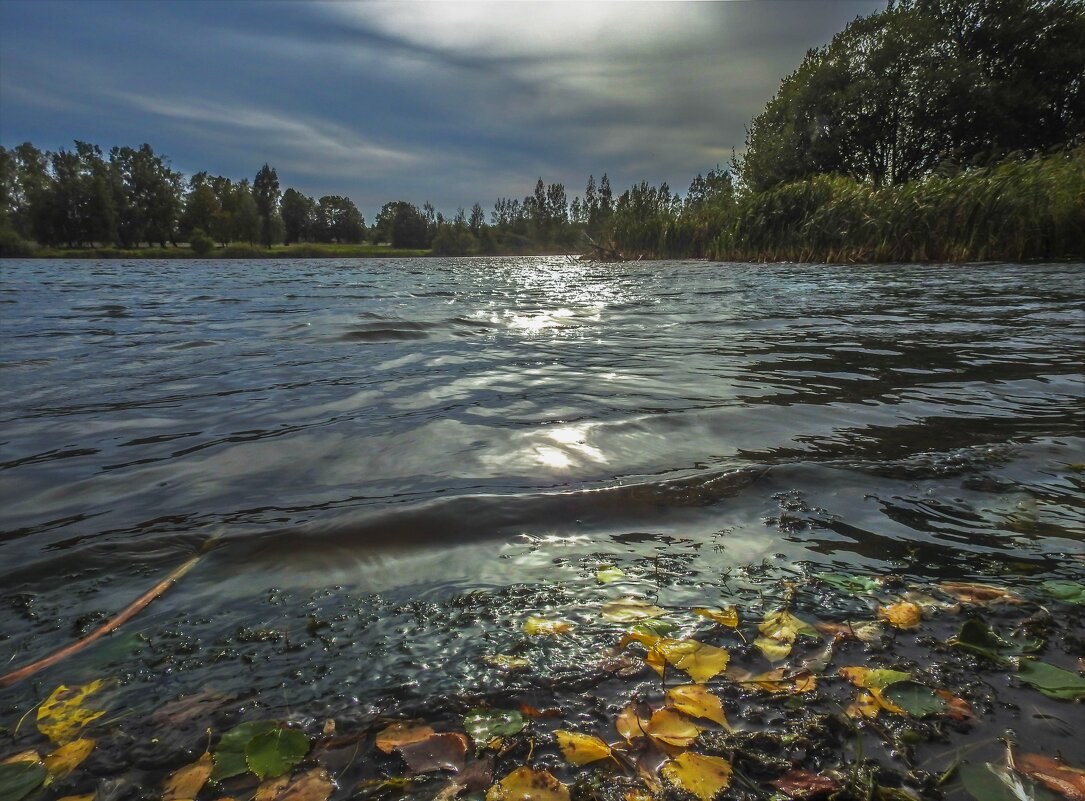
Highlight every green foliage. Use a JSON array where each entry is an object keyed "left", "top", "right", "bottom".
[
  {"left": 244, "top": 727, "right": 309, "bottom": 779},
  {"left": 1015, "top": 660, "right": 1085, "bottom": 700},
  {"left": 0, "top": 760, "right": 48, "bottom": 801},
  {"left": 0, "top": 226, "right": 35, "bottom": 257},
  {"left": 188, "top": 229, "right": 215, "bottom": 257}
]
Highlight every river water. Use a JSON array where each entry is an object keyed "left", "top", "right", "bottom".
[{"left": 1, "top": 258, "right": 1083, "bottom": 783}]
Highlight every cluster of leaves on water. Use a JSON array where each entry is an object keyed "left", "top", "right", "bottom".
[{"left": 1, "top": 570, "right": 1083, "bottom": 801}]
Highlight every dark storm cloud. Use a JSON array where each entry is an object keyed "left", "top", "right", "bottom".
[{"left": 0, "top": 0, "right": 884, "bottom": 217}]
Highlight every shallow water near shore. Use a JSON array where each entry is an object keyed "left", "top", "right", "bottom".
[{"left": 1, "top": 258, "right": 1083, "bottom": 799}]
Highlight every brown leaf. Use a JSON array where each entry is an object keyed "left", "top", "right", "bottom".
[
  {"left": 162, "top": 751, "right": 214, "bottom": 801},
  {"left": 935, "top": 690, "right": 973, "bottom": 720},
  {"left": 151, "top": 689, "right": 228, "bottom": 726},
  {"left": 399, "top": 732, "right": 469, "bottom": 774},
  {"left": 254, "top": 776, "right": 292, "bottom": 801},
  {"left": 375, "top": 721, "right": 436, "bottom": 754},
  {"left": 1013, "top": 752, "right": 1085, "bottom": 801},
  {"left": 519, "top": 704, "right": 561, "bottom": 719},
  {"left": 256, "top": 769, "right": 336, "bottom": 801},
  {"left": 769, "top": 770, "right": 839, "bottom": 799},
  {"left": 938, "top": 581, "right": 1022, "bottom": 605}
]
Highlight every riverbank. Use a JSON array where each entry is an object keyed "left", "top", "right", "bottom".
[{"left": 6, "top": 242, "right": 432, "bottom": 259}]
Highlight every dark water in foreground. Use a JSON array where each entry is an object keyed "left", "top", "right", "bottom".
[{"left": 0, "top": 258, "right": 1083, "bottom": 792}]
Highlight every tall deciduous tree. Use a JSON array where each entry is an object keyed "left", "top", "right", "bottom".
[{"left": 252, "top": 164, "right": 281, "bottom": 248}]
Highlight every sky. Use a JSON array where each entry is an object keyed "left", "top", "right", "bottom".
[{"left": 0, "top": 0, "right": 885, "bottom": 218}]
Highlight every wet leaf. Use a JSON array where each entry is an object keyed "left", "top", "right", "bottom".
[
  {"left": 553, "top": 731, "right": 612, "bottom": 765},
  {"left": 399, "top": 733, "right": 468, "bottom": 774},
  {"left": 1041, "top": 581, "right": 1085, "bottom": 605},
  {"left": 245, "top": 728, "right": 309, "bottom": 780},
  {"left": 814, "top": 620, "right": 884, "bottom": 642},
  {"left": 839, "top": 666, "right": 912, "bottom": 690},
  {"left": 652, "top": 639, "right": 729, "bottom": 682},
  {"left": 254, "top": 776, "right": 291, "bottom": 801},
  {"left": 660, "top": 752, "right": 732, "bottom": 801},
  {"left": 0, "top": 761, "right": 48, "bottom": 801},
  {"left": 936, "top": 689, "right": 974, "bottom": 720},
  {"left": 485, "top": 766, "right": 570, "bottom": 801},
  {"left": 276, "top": 768, "right": 335, "bottom": 801},
  {"left": 882, "top": 682, "right": 947, "bottom": 717},
  {"left": 754, "top": 636, "right": 793, "bottom": 663},
  {"left": 1013, "top": 752, "right": 1085, "bottom": 801},
  {"left": 519, "top": 704, "right": 560, "bottom": 719},
  {"left": 950, "top": 618, "right": 1017, "bottom": 660},
  {"left": 692, "top": 607, "right": 739, "bottom": 628},
  {"left": 615, "top": 703, "right": 649, "bottom": 741},
  {"left": 731, "top": 668, "right": 816, "bottom": 693},
  {"left": 596, "top": 566, "right": 626, "bottom": 584},
  {"left": 376, "top": 722, "right": 437, "bottom": 754},
  {"left": 801, "top": 642, "right": 836, "bottom": 674},
  {"left": 815, "top": 573, "right": 881, "bottom": 595},
  {"left": 483, "top": 655, "right": 531, "bottom": 672},
  {"left": 960, "top": 761, "right": 1057, "bottom": 801},
  {"left": 759, "top": 610, "right": 818, "bottom": 640},
  {"left": 665, "top": 684, "right": 728, "bottom": 727},
  {"left": 769, "top": 769, "right": 839, "bottom": 799},
  {"left": 0, "top": 752, "right": 39, "bottom": 766},
  {"left": 464, "top": 709, "right": 525, "bottom": 744},
  {"left": 845, "top": 691, "right": 882, "bottom": 719},
  {"left": 629, "top": 619, "right": 678, "bottom": 638},
  {"left": 877, "top": 601, "right": 922, "bottom": 629},
  {"left": 162, "top": 751, "right": 214, "bottom": 801},
  {"left": 644, "top": 708, "right": 702, "bottom": 747},
  {"left": 601, "top": 598, "right": 666, "bottom": 623},
  {"left": 54, "top": 795, "right": 95, "bottom": 801},
  {"left": 212, "top": 720, "right": 279, "bottom": 780},
  {"left": 939, "top": 582, "right": 1022, "bottom": 605},
  {"left": 522, "top": 616, "right": 573, "bottom": 637},
  {"left": 43, "top": 738, "right": 95, "bottom": 779},
  {"left": 1016, "top": 660, "right": 1085, "bottom": 701},
  {"left": 36, "top": 680, "right": 107, "bottom": 745}
]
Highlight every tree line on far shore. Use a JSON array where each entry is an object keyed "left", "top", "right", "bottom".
[{"left": 2, "top": 0, "right": 1082, "bottom": 262}]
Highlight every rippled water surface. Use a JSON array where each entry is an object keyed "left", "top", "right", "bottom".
[{"left": 1, "top": 257, "right": 1083, "bottom": 733}]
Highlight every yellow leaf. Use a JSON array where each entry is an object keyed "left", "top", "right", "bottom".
[
  {"left": 37, "top": 680, "right": 107, "bottom": 745},
  {"left": 838, "top": 666, "right": 912, "bottom": 689},
  {"left": 271, "top": 768, "right": 336, "bottom": 801},
  {"left": 44, "top": 738, "right": 95, "bottom": 779},
  {"left": 375, "top": 722, "right": 436, "bottom": 754},
  {"left": 483, "top": 654, "right": 531, "bottom": 671},
  {"left": 654, "top": 639, "right": 729, "bottom": 683},
  {"left": 877, "top": 601, "right": 922, "bottom": 629},
  {"left": 665, "top": 685, "right": 729, "bottom": 728},
  {"left": 601, "top": 598, "right": 666, "bottom": 623},
  {"left": 615, "top": 704, "right": 649, "bottom": 741},
  {"left": 596, "top": 566, "right": 626, "bottom": 584},
  {"left": 727, "top": 668, "right": 817, "bottom": 694},
  {"left": 753, "top": 636, "right": 792, "bottom": 662},
  {"left": 553, "top": 731, "right": 612, "bottom": 765},
  {"left": 522, "top": 616, "right": 573, "bottom": 637},
  {"left": 938, "top": 581, "right": 1022, "bottom": 605},
  {"left": 643, "top": 708, "right": 702, "bottom": 747},
  {"left": 55, "top": 796, "right": 95, "bottom": 801},
  {"left": 1, "top": 750, "right": 41, "bottom": 765},
  {"left": 485, "top": 766, "right": 571, "bottom": 801},
  {"left": 162, "top": 751, "right": 214, "bottom": 801},
  {"left": 845, "top": 691, "right": 881, "bottom": 719},
  {"left": 759, "top": 610, "right": 817, "bottom": 640},
  {"left": 814, "top": 620, "right": 884, "bottom": 642},
  {"left": 660, "top": 752, "right": 732, "bottom": 801},
  {"left": 619, "top": 630, "right": 661, "bottom": 650},
  {"left": 692, "top": 607, "right": 738, "bottom": 628},
  {"left": 624, "top": 792, "right": 655, "bottom": 801},
  {"left": 645, "top": 645, "right": 667, "bottom": 678}
]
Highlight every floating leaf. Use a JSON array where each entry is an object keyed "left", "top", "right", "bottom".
[
  {"left": 652, "top": 639, "right": 729, "bottom": 682},
  {"left": 522, "top": 616, "right": 573, "bottom": 636},
  {"left": 376, "top": 722, "right": 437, "bottom": 754},
  {"left": 731, "top": 668, "right": 817, "bottom": 694},
  {"left": 615, "top": 704, "right": 649, "bottom": 741},
  {"left": 960, "top": 761, "right": 1054, "bottom": 801},
  {"left": 629, "top": 619, "right": 678, "bottom": 638},
  {"left": 769, "top": 769, "right": 839, "bottom": 799},
  {"left": 276, "top": 768, "right": 335, "bottom": 801},
  {"left": 692, "top": 607, "right": 739, "bottom": 628},
  {"left": 162, "top": 752, "right": 214, "bottom": 801},
  {"left": 601, "top": 598, "right": 666, "bottom": 623},
  {"left": 553, "top": 731, "right": 612, "bottom": 766},
  {"left": 754, "top": 636, "right": 793, "bottom": 663},
  {"left": 36, "top": 680, "right": 107, "bottom": 745},
  {"left": 644, "top": 708, "right": 702, "bottom": 747},
  {"left": 660, "top": 752, "right": 732, "bottom": 801},
  {"left": 1016, "top": 660, "right": 1085, "bottom": 701},
  {"left": 464, "top": 709, "right": 525, "bottom": 744},
  {"left": 949, "top": 618, "right": 1016, "bottom": 661},
  {"left": 0, "top": 761, "right": 48, "bottom": 801},
  {"left": 213, "top": 720, "right": 279, "bottom": 781},
  {"left": 254, "top": 776, "right": 291, "bottom": 801},
  {"left": 936, "top": 690, "right": 974, "bottom": 720},
  {"left": 43, "top": 738, "right": 95, "bottom": 779},
  {"left": 1041, "top": 581, "right": 1085, "bottom": 605},
  {"left": 877, "top": 601, "right": 922, "bottom": 629},
  {"left": 759, "top": 610, "right": 818, "bottom": 640},
  {"left": 485, "top": 767, "right": 570, "bottom": 801},
  {"left": 815, "top": 573, "right": 881, "bottom": 595},
  {"left": 596, "top": 566, "right": 626, "bottom": 584},
  {"left": 939, "top": 582, "right": 1022, "bottom": 605},
  {"left": 483, "top": 655, "right": 531, "bottom": 672},
  {"left": 845, "top": 690, "right": 882, "bottom": 719},
  {"left": 399, "top": 733, "right": 468, "bottom": 774},
  {"left": 1013, "top": 752, "right": 1085, "bottom": 801},
  {"left": 839, "top": 666, "right": 912, "bottom": 690},
  {"left": 665, "top": 684, "right": 728, "bottom": 727},
  {"left": 245, "top": 728, "right": 309, "bottom": 780},
  {"left": 1, "top": 752, "right": 40, "bottom": 766},
  {"left": 815, "top": 620, "right": 884, "bottom": 643},
  {"left": 882, "top": 682, "right": 947, "bottom": 718}
]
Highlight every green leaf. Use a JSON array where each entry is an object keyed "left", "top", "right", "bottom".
[
  {"left": 212, "top": 720, "right": 279, "bottom": 780},
  {"left": 596, "top": 566, "right": 625, "bottom": 584},
  {"left": 882, "top": 682, "right": 947, "bottom": 717},
  {"left": 210, "top": 750, "right": 249, "bottom": 783},
  {"left": 630, "top": 619, "right": 678, "bottom": 637},
  {"left": 244, "top": 727, "right": 309, "bottom": 780},
  {"left": 463, "top": 708, "right": 525, "bottom": 743},
  {"left": 1016, "top": 660, "right": 1085, "bottom": 701},
  {"left": 863, "top": 669, "right": 913, "bottom": 690},
  {"left": 0, "top": 761, "right": 48, "bottom": 801},
  {"left": 815, "top": 572, "right": 880, "bottom": 595},
  {"left": 1040, "top": 580, "right": 1085, "bottom": 605},
  {"left": 959, "top": 761, "right": 1062, "bottom": 801},
  {"left": 949, "top": 618, "right": 1012, "bottom": 661}
]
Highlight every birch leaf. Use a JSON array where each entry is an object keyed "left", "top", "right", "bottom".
[
  {"left": 553, "top": 731, "right": 612, "bottom": 766},
  {"left": 36, "top": 681, "right": 107, "bottom": 745},
  {"left": 660, "top": 753, "right": 732, "bottom": 801},
  {"left": 43, "top": 738, "right": 95, "bottom": 780},
  {"left": 485, "top": 767, "right": 570, "bottom": 801},
  {"left": 665, "top": 685, "right": 729, "bottom": 727},
  {"left": 643, "top": 708, "right": 702, "bottom": 747}
]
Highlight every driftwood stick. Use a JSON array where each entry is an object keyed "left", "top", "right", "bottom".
[{"left": 0, "top": 553, "right": 203, "bottom": 688}]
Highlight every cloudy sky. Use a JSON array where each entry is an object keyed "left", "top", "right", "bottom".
[{"left": 0, "top": 1, "right": 884, "bottom": 217}]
